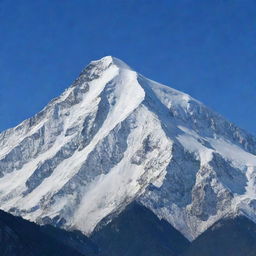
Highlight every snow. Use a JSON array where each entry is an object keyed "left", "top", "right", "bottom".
[
  {"left": 73, "top": 105, "right": 172, "bottom": 234},
  {"left": 177, "top": 133, "right": 214, "bottom": 166},
  {"left": 0, "top": 56, "right": 255, "bottom": 241},
  {"left": 209, "top": 138, "right": 256, "bottom": 168}
]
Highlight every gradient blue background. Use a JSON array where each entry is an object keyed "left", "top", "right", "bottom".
[{"left": 0, "top": 0, "right": 255, "bottom": 134}]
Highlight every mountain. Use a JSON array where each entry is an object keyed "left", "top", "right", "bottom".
[
  {"left": 91, "top": 202, "right": 189, "bottom": 256},
  {"left": 0, "top": 209, "right": 99, "bottom": 256},
  {"left": 2, "top": 203, "right": 256, "bottom": 256},
  {"left": 0, "top": 56, "right": 256, "bottom": 242},
  {"left": 182, "top": 216, "right": 256, "bottom": 256},
  {"left": 0, "top": 204, "right": 189, "bottom": 256}
]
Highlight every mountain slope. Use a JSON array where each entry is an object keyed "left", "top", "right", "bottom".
[
  {"left": 91, "top": 202, "right": 189, "bottom": 256},
  {"left": 182, "top": 216, "right": 256, "bottom": 256},
  {"left": 0, "top": 209, "right": 98, "bottom": 256},
  {"left": 0, "top": 56, "right": 256, "bottom": 240}
]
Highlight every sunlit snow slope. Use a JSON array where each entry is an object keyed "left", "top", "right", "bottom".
[{"left": 0, "top": 56, "right": 256, "bottom": 240}]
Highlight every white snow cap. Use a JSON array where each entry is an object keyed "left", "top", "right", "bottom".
[
  {"left": 0, "top": 56, "right": 255, "bottom": 241},
  {"left": 90, "top": 56, "right": 132, "bottom": 70}
]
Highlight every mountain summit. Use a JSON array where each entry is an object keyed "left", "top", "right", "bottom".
[{"left": 0, "top": 56, "right": 256, "bottom": 241}]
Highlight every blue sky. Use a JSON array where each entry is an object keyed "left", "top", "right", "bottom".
[{"left": 0, "top": 0, "right": 255, "bottom": 134}]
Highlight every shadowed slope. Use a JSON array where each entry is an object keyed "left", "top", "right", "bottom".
[
  {"left": 91, "top": 202, "right": 190, "bottom": 256},
  {"left": 182, "top": 216, "right": 256, "bottom": 256},
  {"left": 0, "top": 210, "right": 99, "bottom": 256}
]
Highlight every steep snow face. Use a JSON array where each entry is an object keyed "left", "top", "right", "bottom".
[{"left": 0, "top": 56, "right": 256, "bottom": 240}]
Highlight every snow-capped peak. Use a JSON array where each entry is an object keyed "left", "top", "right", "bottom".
[
  {"left": 90, "top": 56, "right": 132, "bottom": 70},
  {"left": 0, "top": 57, "right": 255, "bottom": 241}
]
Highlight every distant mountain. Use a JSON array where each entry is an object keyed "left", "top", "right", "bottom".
[
  {"left": 0, "top": 209, "right": 98, "bottom": 256},
  {"left": 91, "top": 202, "right": 189, "bottom": 256},
  {"left": 0, "top": 56, "right": 255, "bottom": 243}
]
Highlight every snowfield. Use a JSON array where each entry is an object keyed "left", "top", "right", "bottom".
[{"left": 0, "top": 56, "right": 256, "bottom": 240}]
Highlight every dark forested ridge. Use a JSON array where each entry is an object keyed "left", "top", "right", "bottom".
[
  {"left": 182, "top": 216, "right": 256, "bottom": 256},
  {"left": 91, "top": 202, "right": 190, "bottom": 256},
  {"left": 1, "top": 206, "right": 256, "bottom": 256},
  {"left": 0, "top": 209, "right": 99, "bottom": 256}
]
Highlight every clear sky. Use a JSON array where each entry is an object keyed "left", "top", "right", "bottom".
[{"left": 0, "top": 0, "right": 255, "bottom": 134}]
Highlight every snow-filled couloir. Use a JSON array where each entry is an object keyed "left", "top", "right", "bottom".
[{"left": 0, "top": 56, "right": 256, "bottom": 240}]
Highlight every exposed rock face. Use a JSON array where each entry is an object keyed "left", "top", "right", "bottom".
[{"left": 0, "top": 56, "right": 256, "bottom": 240}]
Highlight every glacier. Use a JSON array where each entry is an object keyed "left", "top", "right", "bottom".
[{"left": 0, "top": 56, "right": 256, "bottom": 241}]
